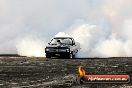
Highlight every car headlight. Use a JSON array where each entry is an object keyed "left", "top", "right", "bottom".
[{"left": 45, "top": 48, "right": 49, "bottom": 51}]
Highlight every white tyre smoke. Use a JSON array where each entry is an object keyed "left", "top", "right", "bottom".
[{"left": 16, "top": 37, "right": 45, "bottom": 57}]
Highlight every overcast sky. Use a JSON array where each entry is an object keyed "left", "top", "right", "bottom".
[{"left": 0, "top": 0, "right": 132, "bottom": 56}]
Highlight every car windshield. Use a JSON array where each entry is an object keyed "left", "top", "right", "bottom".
[{"left": 50, "top": 38, "right": 72, "bottom": 45}]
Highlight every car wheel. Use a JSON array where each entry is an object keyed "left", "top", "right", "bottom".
[
  {"left": 65, "top": 53, "right": 73, "bottom": 59},
  {"left": 46, "top": 54, "right": 51, "bottom": 58}
]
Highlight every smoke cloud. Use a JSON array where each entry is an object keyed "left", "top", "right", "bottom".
[
  {"left": 0, "top": 0, "right": 132, "bottom": 57},
  {"left": 16, "top": 36, "right": 46, "bottom": 57}
]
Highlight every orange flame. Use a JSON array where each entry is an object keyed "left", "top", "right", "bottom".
[{"left": 78, "top": 66, "right": 86, "bottom": 76}]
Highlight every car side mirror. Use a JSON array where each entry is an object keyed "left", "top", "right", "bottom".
[{"left": 72, "top": 43, "right": 75, "bottom": 46}]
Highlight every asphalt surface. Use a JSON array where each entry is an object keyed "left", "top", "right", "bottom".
[{"left": 0, "top": 57, "right": 131, "bottom": 88}]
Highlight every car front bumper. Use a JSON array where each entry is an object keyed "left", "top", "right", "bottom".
[{"left": 46, "top": 52, "right": 70, "bottom": 57}]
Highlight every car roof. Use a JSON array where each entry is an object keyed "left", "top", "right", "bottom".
[{"left": 54, "top": 37, "right": 73, "bottom": 39}]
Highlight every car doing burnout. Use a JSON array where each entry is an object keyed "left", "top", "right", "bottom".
[{"left": 45, "top": 37, "right": 80, "bottom": 58}]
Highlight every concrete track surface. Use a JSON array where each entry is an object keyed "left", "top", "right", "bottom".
[{"left": 0, "top": 57, "right": 131, "bottom": 88}]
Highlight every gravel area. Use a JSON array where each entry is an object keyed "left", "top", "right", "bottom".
[{"left": 0, "top": 57, "right": 131, "bottom": 88}]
